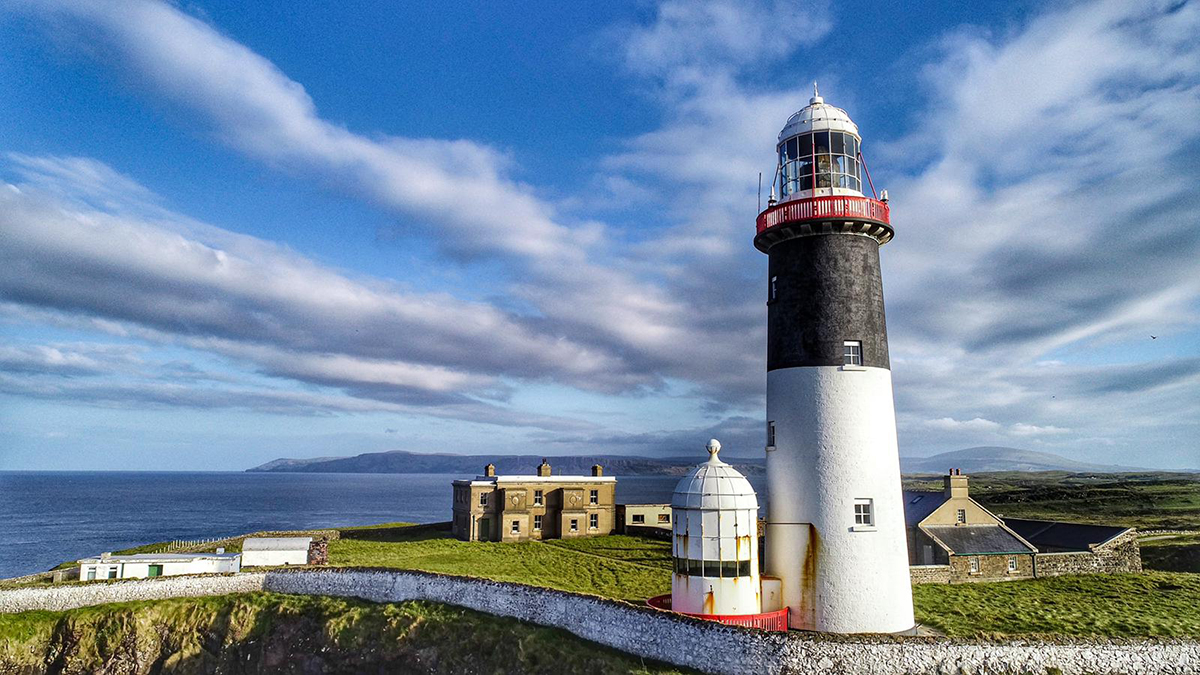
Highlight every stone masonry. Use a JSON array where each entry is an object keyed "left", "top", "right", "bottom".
[{"left": 3, "top": 568, "right": 1199, "bottom": 673}]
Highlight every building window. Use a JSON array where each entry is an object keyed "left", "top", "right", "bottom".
[
  {"left": 956, "top": 509, "right": 966, "bottom": 524},
  {"left": 769, "top": 276, "right": 777, "bottom": 301},
  {"left": 1008, "top": 557, "right": 1018, "bottom": 572},
  {"left": 969, "top": 556, "right": 980, "bottom": 574},
  {"left": 533, "top": 490, "right": 543, "bottom": 506},
  {"left": 632, "top": 514, "right": 645, "bottom": 524},
  {"left": 658, "top": 513, "right": 670, "bottom": 524},
  {"left": 107, "top": 567, "right": 118, "bottom": 579},
  {"left": 533, "top": 515, "right": 542, "bottom": 531},
  {"left": 843, "top": 340, "right": 863, "bottom": 366},
  {"left": 853, "top": 498, "right": 874, "bottom": 526},
  {"left": 589, "top": 513, "right": 599, "bottom": 530},
  {"left": 479, "top": 492, "right": 488, "bottom": 507},
  {"left": 86, "top": 568, "right": 96, "bottom": 581},
  {"left": 589, "top": 489, "right": 598, "bottom": 505},
  {"left": 570, "top": 519, "right": 579, "bottom": 532},
  {"left": 511, "top": 520, "right": 520, "bottom": 534},
  {"left": 767, "top": 420, "right": 776, "bottom": 447}
]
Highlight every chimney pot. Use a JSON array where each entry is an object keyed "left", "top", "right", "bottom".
[
  {"left": 591, "top": 464, "right": 603, "bottom": 477},
  {"left": 484, "top": 463, "right": 496, "bottom": 477},
  {"left": 538, "top": 459, "right": 551, "bottom": 477}
]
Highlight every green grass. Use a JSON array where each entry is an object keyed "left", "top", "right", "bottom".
[
  {"left": 912, "top": 571, "right": 1200, "bottom": 638},
  {"left": 545, "top": 535, "right": 674, "bottom": 570},
  {"left": 328, "top": 529, "right": 669, "bottom": 602},
  {"left": 1141, "top": 533, "right": 1200, "bottom": 573},
  {"left": 0, "top": 593, "right": 686, "bottom": 673}
]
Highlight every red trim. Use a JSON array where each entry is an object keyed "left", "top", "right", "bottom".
[
  {"left": 756, "top": 195, "right": 890, "bottom": 235},
  {"left": 646, "top": 594, "right": 789, "bottom": 632}
]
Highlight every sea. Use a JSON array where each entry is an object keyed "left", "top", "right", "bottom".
[{"left": 0, "top": 471, "right": 768, "bottom": 579}]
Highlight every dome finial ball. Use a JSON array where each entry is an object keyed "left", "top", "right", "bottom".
[{"left": 706, "top": 438, "right": 721, "bottom": 457}]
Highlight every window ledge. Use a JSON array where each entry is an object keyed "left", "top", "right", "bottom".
[
  {"left": 840, "top": 365, "right": 867, "bottom": 372},
  {"left": 850, "top": 525, "right": 877, "bottom": 532},
  {"left": 765, "top": 444, "right": 777, "bottom": 453}
]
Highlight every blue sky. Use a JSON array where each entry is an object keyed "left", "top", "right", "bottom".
[{"left": 1, "top": 0, "right": 1198, "bottom": 471}]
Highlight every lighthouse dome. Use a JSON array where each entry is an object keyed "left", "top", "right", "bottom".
[
  {"left": 671, "top": 439, "right": 758, "bottom": 511},
  {"left": 778, "top": 88, "right": 860, "bottom": 142}
]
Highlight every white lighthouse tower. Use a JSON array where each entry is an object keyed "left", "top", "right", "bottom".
[{"left": 756, "top": 87, "right": 915, "bottom": 633}]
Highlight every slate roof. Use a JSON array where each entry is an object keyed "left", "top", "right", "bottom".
[
  {"left": 902, "top": 491, "right": 947, "bottom": 528},
  {"left": 1002, "top": 518, "right": 1130, "bottom": 553},
  {"left": 923, "top": 525, "right": 1035, "bottom": 555}
]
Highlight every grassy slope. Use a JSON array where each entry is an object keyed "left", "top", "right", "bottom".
[
  {"left": 911, "top": 572, "right": 1200, "bottom": 638},
  {"left": 0, "top": 593, "right": 685, "bottom": 674},
  {"left": 329, "top": 531, "right": 669, "bottom": 602}
]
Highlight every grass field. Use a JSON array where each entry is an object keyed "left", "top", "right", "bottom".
[
  {"left": 902, "top": 472, "right": 1200, "bottom": 530},
  {"left": 328, "top": 530, "right": 670, "bottom": 602},
  {"left": 0, "top": 593, "right": 684, "bottom": 673},
  {"left": 911, "top": 572, "right": 1200, "bottom": 638}
]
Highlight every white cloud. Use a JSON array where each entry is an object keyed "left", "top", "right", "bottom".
[
  {"left": 922, "top": 417, "right": 1002, "bottom": 432},
  {"left": 1009, "top": 423, "right": 1070, "bottom": 437}
]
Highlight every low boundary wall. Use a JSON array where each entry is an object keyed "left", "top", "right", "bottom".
[{"left": 3, "top": 569, "right": 1199, "bottom": 674}]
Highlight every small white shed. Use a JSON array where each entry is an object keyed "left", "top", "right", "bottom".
[
  {"left": 241, "top": 537, "right": 312, "bottom": 567},
  {"left": 78, "top": 552, "right": 241, "bottom": 580}
]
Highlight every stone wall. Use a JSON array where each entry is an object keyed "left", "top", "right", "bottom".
[
  {"left": 909, "top": 565, "right": 952, "bottom": 584},
  {"left": 948, "top": 553, "right": 1036, "bottom": 583},
  {"left": 3, "top": 568, "right": 1198, "bottom": 674},
  {"left": 1036, "top": 531, "right": 1143, "bottom": 577},
  {"left": 0, "top": 573, "right": 265, "bottom": 613}
]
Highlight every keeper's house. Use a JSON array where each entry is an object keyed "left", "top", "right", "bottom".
[
  {"left": 452, "top": 459, "right": 616, "bottom": 542},
  {"left": 906, "top": 470, "right": 1140, "bottom": 583},
  {"left": 78, "top": 551, "right": 240, "bottom": 581}
]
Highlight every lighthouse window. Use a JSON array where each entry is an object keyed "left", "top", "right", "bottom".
[
  {"left": 769, "top": 276, "right": 777, "bottom": 301},
  {"left": 853, "top": 498, "right": 874, "bottom": 526},
  {"left": 843, "top": 340, "right": 863, "bottom": 366},
  {"left": 767, "top": 420, "right": 776, "bottom": 447},
  {"left": 830, "top": 132, "right": 845, "bottom": 155}
]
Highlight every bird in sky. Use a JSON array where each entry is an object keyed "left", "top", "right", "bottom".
[{"left": 1151, "top": 335, "right": 1158, "bottom": 339}]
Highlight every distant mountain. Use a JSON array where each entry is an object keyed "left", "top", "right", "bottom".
[
  {"left": 246, "top": 450, "right": 766, "bottom": 476},
  {"left": 900, "top": 446, "right": 1147, "bottom": 473}
]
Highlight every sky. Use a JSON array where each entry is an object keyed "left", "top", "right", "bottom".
[{"left": 1, "top": 0, "right": 1198, "bottom": 471}]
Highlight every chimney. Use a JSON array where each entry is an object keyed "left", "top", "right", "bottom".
[
  {"left": 484, "top": 463, "right": 496, "bottom": 477},
  {"left": 538, "top": 458, "right": 552, "bottom": 477},
  {"left": 944, "top": 468, "right": 969, "bottom": 499},
  {"left": 591, "top": 464, "right": 603, "bottom": 477}
]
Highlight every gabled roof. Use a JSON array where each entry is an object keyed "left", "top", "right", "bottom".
[
  {"left": 902, "top": 491, "right": 947, "bottom": 528},
  {"left": 1002, "top": 518, "right": 1131, "bottom": 553},
  {"left": 922, "top": 525, "right": 1036, "bottom": 555}
]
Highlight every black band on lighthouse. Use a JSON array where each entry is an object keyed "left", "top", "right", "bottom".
[{"left": 767, "top": 233, "right": 890, "bottom": 371}]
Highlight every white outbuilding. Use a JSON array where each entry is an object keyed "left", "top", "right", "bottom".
[
  {"left": 241, "top": 537, "right": 312, "bottom": 566},
  {"left": 670, "top": 439, "right": 762, "bottom": 616},
  {"left": 78, "top": 551, "right": 241, "bottom": 580}
]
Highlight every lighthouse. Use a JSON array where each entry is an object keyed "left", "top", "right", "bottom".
[{"left": 756, "top": 86, "right": 914, "bottom": 633}]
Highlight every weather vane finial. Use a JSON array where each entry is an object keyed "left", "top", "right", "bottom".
[
  {"left": 810, "top": 82, "right": 823, "bottom": 105},
  {"left": 813, "top": 81, "right": 819, "bottom": 98}
]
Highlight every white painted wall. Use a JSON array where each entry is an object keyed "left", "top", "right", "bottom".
[
  {"left": 242, "top": 550, "right": 308, "bottom": 567},
  {"left": 671, "top": 506, "right": 760, "bottom": 615},
  {"left": 80, "top": 557, "right": 240, "bottom": 580},
  {"left": 765, "top": 365, "right": 914, "bottom": 633}
]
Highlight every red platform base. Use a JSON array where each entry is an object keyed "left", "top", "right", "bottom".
[{"left": 646, "top": 594, "right": 789, "bottom": 632}]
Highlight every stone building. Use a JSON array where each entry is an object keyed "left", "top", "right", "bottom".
[
  {"left": 905, "top": 470, "right": 1038, "bottom": 583},
  {"left": 1004, "top": 518, "right": 1141, "bottom": 577},
  {"left": 451, "top": 459, "right": 616, "bottom": 542},
  {"left": 905, "top": 470, "right": 1141, "bottom": 584}
]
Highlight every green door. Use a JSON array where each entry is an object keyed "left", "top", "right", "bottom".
[
  {"left": 147, "top": 564, "right": 163, "bottom": 577},
  {"left": 478, "top": 518, "right": 490, "bottom": 542}
]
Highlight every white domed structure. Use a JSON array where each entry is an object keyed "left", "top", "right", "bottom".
[
  {"left": 774, "top": 84, "right": 867, "bottom": 203},
  {"left": 669, "top": 439, "right": 761, "bottom": 616}
]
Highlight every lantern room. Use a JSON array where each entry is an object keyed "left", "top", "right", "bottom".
[{"left": 775, "top": 85, "right": 865, "bottom": 201}]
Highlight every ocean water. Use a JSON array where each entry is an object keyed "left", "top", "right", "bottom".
[{"left": 0, "top": 472, "right": 764, "bottom": 579}]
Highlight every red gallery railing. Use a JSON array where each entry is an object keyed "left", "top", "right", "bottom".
[
  {"left": 756, "top": 195, "right": 890, "bottom": 235},
  {"left": 646, "top": 594, "right": 789, "bottom": 632}
]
